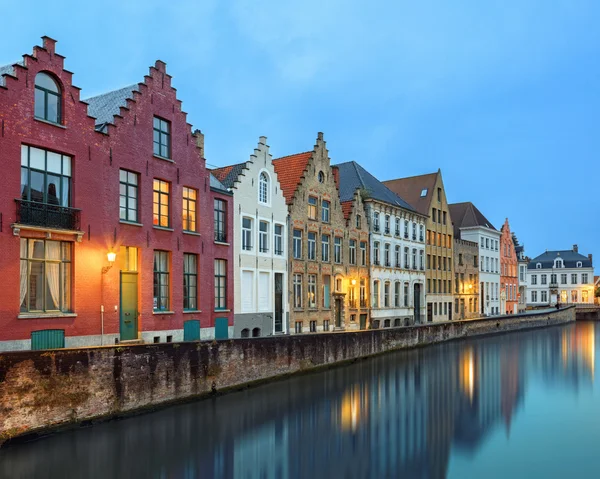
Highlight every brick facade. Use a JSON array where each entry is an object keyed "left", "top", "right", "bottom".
[
  {"left": 500, "top": 218, "right": 518, "bottom": 314},
  {"left": 453, "top": 238, "right": 480, "bottom": 319}
]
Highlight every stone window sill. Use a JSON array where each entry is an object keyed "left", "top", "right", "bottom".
[
  {"left": 120, "top": 220, "right": 143, "bottom": 227},
  {"left": 154, "top": 226, "right": 174, "bottom": 232},
  {"left": 183, "top": 230, "right": 201, "bottom": 236},
  {"left": 153, "top": 311, "right": 175, "bottom": 315},
  {"left": 35, "top": 117, "right": 66, "bottom": 129},
  {"left": 214, "top": 309, "right": 231, "bottom": 313},
  {"left": 19, "top": 312, "right": 77, "bottom": 319},
  {"left": 153, "top": 154, "right": 174, "bottom": 163},
  {"left": 183, "top": 310, "right": 202, "bottom": 314},
  {"left": 214, "top": 241, "right": 230, "bottom": 246}
]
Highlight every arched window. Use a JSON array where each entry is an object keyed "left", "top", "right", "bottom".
[
  {"left": 252, "top": 327, "right": 261, "bottom": 337},
  {"left": 318, "top": 171, "right": 325, "bottom": 183},
  {"left": 35, "top": 72, "right": 61, "bottom": 124},
  {"left": 259, "top": 172, "right": 269, "bottom": 203},
  {"left": 241, "top": 328, "right": 250, "bottom": 338}
]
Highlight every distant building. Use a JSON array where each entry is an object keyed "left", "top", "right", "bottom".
[
  {"left": 527, "top": 246, "right": 594, "bottom": 306},
  {"left": 514, "top": 237, "right": 528, "bottom": 312},
  {"left": 212, "top": 137, "right": 289, "bottom": 338},
  {"left": 384, "top": 170, "right": 455, "bottom": 322},
  {"left": 453, "top": 238, "right": 480, "bottom": 319},
  {"left": 499, "top": 219, "right": 518, "bottom": 315},
  {"left": 334, "top": 161, "right": 427, "bottom": 327},
  {"left": 449, "top": 202, "right": 501, "bottom": 316}
]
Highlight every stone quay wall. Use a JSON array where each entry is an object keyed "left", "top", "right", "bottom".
[{"left": 0, "top": 306, "right": 575, "bottom": 445}]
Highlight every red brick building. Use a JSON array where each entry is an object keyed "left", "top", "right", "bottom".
[
  {"left": 0, "top": 37, "right": 232, "bottom": 351},
  {"left": 500, "top": 218, "right": 518, "bottom": 315}
]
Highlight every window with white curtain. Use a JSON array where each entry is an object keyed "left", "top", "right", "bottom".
[{"left": 259, "top": 172, "right": 269, "bottom": 204}]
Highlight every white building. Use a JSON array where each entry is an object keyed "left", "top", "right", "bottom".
[
  {"left": 212, "top": 137, "right": 288, "bottom": 337},
  {"left": 527, "top": 246, "right": 594, "bottom": 306},
  {"left": 449, "top": 202, "right": 501, "bottom": 316},
  {"left": 334, "top": 161, "right": 427, "bottom": 326},
  {"left": 514, "top": 240, "right": 528, "bottom": 312}
]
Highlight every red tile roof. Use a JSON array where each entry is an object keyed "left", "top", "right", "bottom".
[
  {"left": 272, "top": 152, "right": 312, "bottom": 204},
  {"left": 211, "top": 165, "right": 234, "bottom": 184},
  {"left": 341, "top": 200, "right": 353, "bottom": 220}
]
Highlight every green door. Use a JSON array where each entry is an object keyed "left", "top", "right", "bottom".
[
  {"left": 184, "top": 320, "right": 201, "bottom": 341},
  {"left": 215, "top": 317, "right": 229, "bottom": 340},
  {"left": 120, "top": 272, "right": 138, "bottom": 341},
  {"left": 31, "top": 330, "right": 65, "bottom": 350}
]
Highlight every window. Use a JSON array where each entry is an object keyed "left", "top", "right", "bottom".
[
  {"left": 21, "top": 145, "right": 72, "bottom": 208},
  {"left": 153, "top": 179, "right": 170, "bottom": 227},
  {"left": 419, "top": 250, "right": 424, "bottom": 270},
  {"left": 293, "top": 274, "right": 303, "bottom": 308},
  {"left": 437, "top": 187, "right": 442, "bottom": 202},
  {"left": 182, "top": 187, "right": 197, "bottom": 231},
  {"left": 274, "top": 224, "right": 284, "bottom": 255},
  {"left": 420, "top": 225, "right": 424, "bottom": 242},
  {"left": 432, "top": 208, "right": 437, "bottom": 223},
  {"left": 308, "top": 274, "right": 317, "bottom": 308},
  {"left": 20, "top": 239, "right": 71, "bottom": 312},
  {"left": 583, "top": 290, "right": 589, "bottom": 302},
  {"left": 295, "top": 321, "right": 303, "bottom": 333},
  {"left": 322, "top": 200, "right": 330, "bottom": 223},
  {"left": 35, "top": 72, "right": 61, "bottom": 124},
  {"left": 396, "top": 246, "right": 401, "bottom": 267},
  {"left": 318, "top": 171, "right": 325, "bottom": 183},
  {"left": 404, "top": 282, "right": 409, "bottom": 307},
  {"left": 322, "top": 234, "right": 330, "bottom": 262},
  {"left": 153, "top": 251, "right": 170, "bottom": 311},
  {"left": 153, "top": 117, "right": 171, "bottom": 159},
  {"left": 259, "top": 172, "right": 269, "bottom": 203},
  {"left": 360, "top": 278, "right": 366, "bottom": 307},
  {"left": 241, "top": 271, "right": 254, "bottom": 312},
  {"left": 385, "top": 215, "right": 390, "bottom": 234},
  {"left": 412, "top": 222, "right": 417, "bottom": 240},
  {"left": 404, "top": 247, "right": 409, "bottom": 269},
  {"left": 433, "top": 255, "right": 437, "bottom": 270},
  {"left": 307, "top": 232, "right": 316, "bottom": 260},
  {"left": 404, "top": 220, "right": 409, "bottom": 239},
  {"left": 420, "top": 188, "right": 428, "bottom": 197},
  {"left": 214, "top": 259, "right": 227, "bottom": 310},
  {"left": 582, "top": 273, "right": 589, "bottom": 284},
  {"left": 259, "top": 221, "right": 269, "bottom": 253},
  {"left": 349, "top": 239, "right": 356, "bottom": 265},
  {"left": 183, "top": 253, "right": 197, "bottom": 310},
  {"left": 561, "top": 274, "right": 567, "bottom": 285},
  {"left": 334, "top": 237, "right": 342, "bottom": 263},
  {"left": 458, "top": 253, "right": 463, "bottom": 265},
  {"left": 323, "top": 275, "right": 331, "bottom": 308},
  {"left": 373, "top": 241, "right": 380, "bottom": 265},
  {"left": 384, "top": 243, "right": 391, "bottom": 266},
  {"left": 384, "top": 282, "right": 390, "bottom": 307},
  {"left": 308, "top": 196, "right": 318, "bottom": 220},
  {"left": 373, "top": 212, "right": 380, "bottom": 232},
  {"left": 577, "top": 261, "right": 583, "bottom": 268},
  {"left": 242, "top": 218, "right": 253, "bottom": 251},
  {"left": 395, "top": 218, "right": 400, "bottom": 236},
  {"left": 213, "top": 199, "right": 226, "bottom": 242},
  {"left": 485, "top": 238, "right": 489, "bottom": 249},
  {"left": 551, "top": 273, "right": 557, "bottom": 284},
  {"left": 541, "top": 290, "right": 548, "bottom": 303},
  {"left": 356, "top": 215, "right": 361, "bottom": 228},
  {"left": 541, "top": 274, "right": 547, "bottom": 285},
  {"left": 571, "top": 274, "right": 577, "bottom": 285},
  {"left": 119, "top": 170, "right": 139, "bottom": 222},
  {"left": 293, "top": 230, "right": 302, "bottom": 259},
  {"left": 443, "top": 211, "right": 447, "bottom": 225},
  {"left": 372, "top": 281, "right": 380, "bottom": 308},
  {"left": 309, "top": 321, "right": 317, "bottom": 332},
  {"left": 360, "top": 241, "right": 367, "bottom": 266},
  {"left": 531, "top": 291, "right": 538, "bottom": 303},
  {"left": 536, "top": 263, "right": 542, "bottom": 269},
  {"left": 394, "top": 282, "right": 401, "bottom": 307}
]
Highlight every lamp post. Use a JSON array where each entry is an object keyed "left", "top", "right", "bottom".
[{"left": 101, "top": 250, "right": 116, "bottom": 346}]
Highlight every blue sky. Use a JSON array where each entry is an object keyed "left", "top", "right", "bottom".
[{"left": 2, "top": 0, "right": 599, "bottom": 268}]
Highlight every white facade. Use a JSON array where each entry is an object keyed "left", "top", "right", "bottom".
[
  {"left": 527, "top": 252, "right": 594, "bottom": 306},
  {"left": 517, "top": 248, "right": 528, "bottom": 311},
  {"left": 459, "top": 227, "right": 501, "bottom": 316},
  {"left": 226, "top": 137, "right": 289, "bottom": 337},
  {"left": 368, "top": 203, "right": 427, "bottom": 325}
]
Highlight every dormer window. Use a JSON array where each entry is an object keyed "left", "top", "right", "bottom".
[
  {"left": 554, "top": 258, "right": 564, "bottom": 268},
  {"left": 536, "top": 263, "right": 542, "bottom": 269},
  {"left": 35, "top": 72, "right": 62, "bottom": 124},
  {"left": 259, "top": 172, "right": 269, "bottom": 204},
  {"left": 577, "top": 261, "right": 582, "bottom": 268},
  {"left": 420, "top": 188, "right": 428, "bottom": 197}
]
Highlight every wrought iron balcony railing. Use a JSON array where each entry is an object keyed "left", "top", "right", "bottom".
[
  {"left": 214, "top": 230, "right": 227, "bottom": 243},
  {"left": 15, "top": 199, "right": 80, "bottom": 231}
]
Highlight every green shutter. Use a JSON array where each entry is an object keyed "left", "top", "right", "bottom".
[
  {"left": 183, "top": 320, "right": 201, "bottom": 341},
  {"left": 31, "top": 329, "right": 65, "bottom": 350}
]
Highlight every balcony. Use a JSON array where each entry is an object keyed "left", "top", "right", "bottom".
[
  {"left": 348, "top": 299, "right": 357, "bottom": 309},
  {"left": 15, "top": 199, "right": 80, "bottom": 231},
  {"left": 214, "top": 230, "right": 227, "bottom": 243}
]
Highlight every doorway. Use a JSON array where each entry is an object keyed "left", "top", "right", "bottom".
[
  {"left": 120, "top": 272, "right": 138, "bottom": 341},
  {"left": 359, "top": 314, "right": 367, "bottom": 330},
  {"left": 414, "top": 283, "right": 421, "bottom": 324},
  {"left": 274, "top": 273, "right": 283, "bottom": 333},
  {"left": 335, "top": 298, "right": 343, "bottom": 328},
  {"left": 427, "top": 302, "right": 433, "bottom": 323}
]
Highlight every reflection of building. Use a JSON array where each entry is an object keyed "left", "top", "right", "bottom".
[{"left": 527, "top": 246, "right": 594, "bottom": 306}]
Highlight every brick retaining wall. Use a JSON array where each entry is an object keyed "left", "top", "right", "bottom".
[{"left": 0, "top": 306, "right": 575, "bottom": 445}]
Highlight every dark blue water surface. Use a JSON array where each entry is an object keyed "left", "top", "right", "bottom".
[{"left": 1, "top": 322, "right": 599, "bottom": 479}]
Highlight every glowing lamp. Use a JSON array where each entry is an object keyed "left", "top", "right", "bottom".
[
  {"left": 351, "top": 279, "right": 357, "bottom": 286},
  {"left": 107, "top": 251, "right": 117, "bottom": 263}
]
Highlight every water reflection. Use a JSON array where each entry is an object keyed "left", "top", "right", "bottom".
[{"left": 0, "top": 323, "right": 596, "bottom": 479}]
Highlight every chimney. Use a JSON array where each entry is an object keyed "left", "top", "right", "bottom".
[
  {"left": 193, "top": 129, "right": 204, "bottom": 158},
  {"left": 573, "top": 244, "right": 578, "bottom": 253},
  {"left": 588, "top": 254, "right": 593, "bottom": 264}
]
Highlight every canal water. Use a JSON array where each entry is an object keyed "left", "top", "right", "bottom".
[{"left": 1, "top": 322, "right": 599, "bottom": 479}]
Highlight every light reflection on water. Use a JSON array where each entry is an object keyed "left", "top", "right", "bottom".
[{"left": 0, "top": 322, "right": 597, "bottom": 479}]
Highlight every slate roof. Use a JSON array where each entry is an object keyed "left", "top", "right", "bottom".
[
  {"left": 0, "top": 62, "right": 23, "bottom": 87},
  {"left": 272, "top": 152, "right": 313, "bottom": 204},
  {"left": 332, "top": 161, "right": 416, "bottom": 212},
  {"left": 209, "top": 173, "right": 229, "bottom": 193},
  {"left": 527, "top": 250, "right": 593, "bottom": 269},
  {"left": 382, "top": 172, "right": 438, "bottom": 216},
  {"left": 211, "top": 163, "right": 246, "bottom": 189},
  {"left": 83, "top": 84, "right": 140, "bottom": 131},
  {"left": 448, "top": 202, "right": 497, "bottom": 239}
]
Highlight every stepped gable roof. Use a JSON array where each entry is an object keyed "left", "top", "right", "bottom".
[
  {"left": 333, "top": 161, "right": 416, "bottom": 212},
  {"left": 272, "top": 151, "right": 312, "bottom": 204},
  {"left": 382, "top": 171, "right": 438, "bottom": 216},
  {"left": 527, "top": 249, "right": 593, "bottom": 269},
  {"left": 0, "top": 61, "right": 23, "bottom": 87},
  {"left": 448, "top": 202, "right": 497, "bottom": 239},
  {"left": 211, "top": 163, "right": 246, "bottom": 189},
  {"left": 83, "top": 84, "right": 140, "bottom": 132}
]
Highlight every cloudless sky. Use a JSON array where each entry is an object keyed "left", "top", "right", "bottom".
[{"left": 2, "top": 0, "right": 598, "bottom": 269}]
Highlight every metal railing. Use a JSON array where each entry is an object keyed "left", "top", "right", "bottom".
[
  {"left": 15, "top": 199, "right": 80, "bottom": 231},
  {"left": 214, "top": 230, "right": 227, "bottom": 242}
]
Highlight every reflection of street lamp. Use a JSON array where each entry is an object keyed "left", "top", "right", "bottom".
[{"left": 101, "top": 250, "right": 117, "bottom": 345}]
